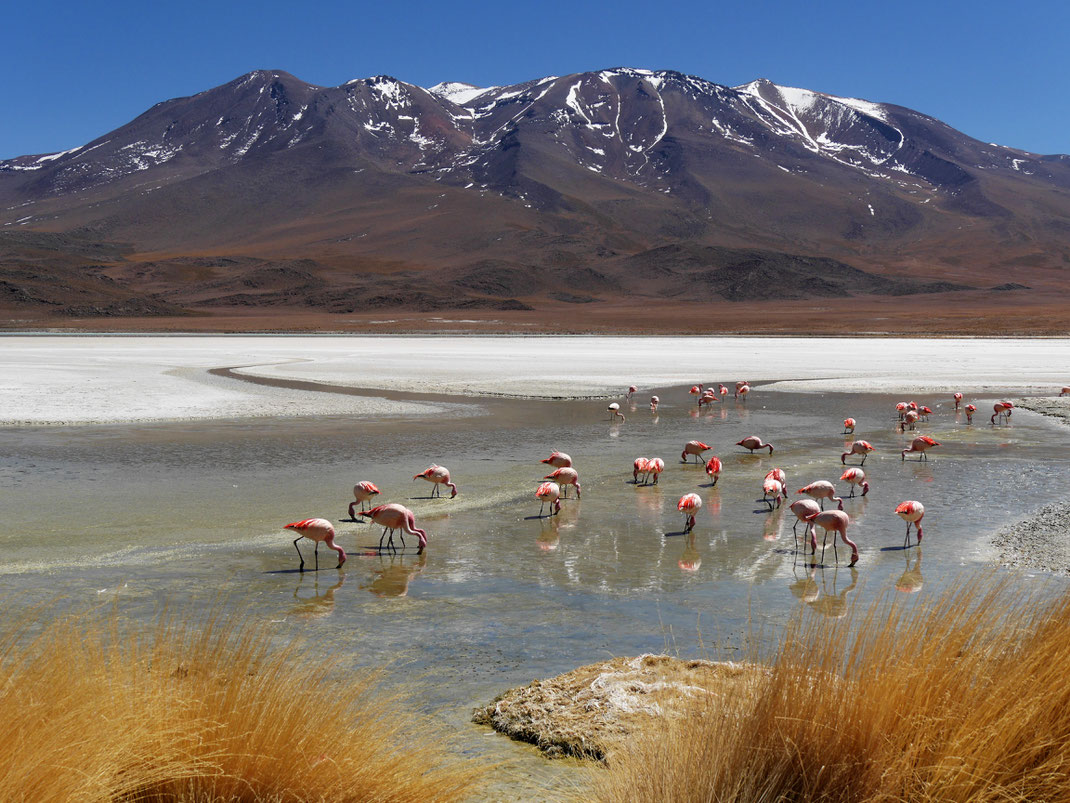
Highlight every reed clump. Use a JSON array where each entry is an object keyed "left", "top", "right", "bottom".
[
  {"left": 587, "top": 578, "right": 1070, "bottom": 802},
  {"left": 0, "top": 607, "right": 488, "bottom": 802}
]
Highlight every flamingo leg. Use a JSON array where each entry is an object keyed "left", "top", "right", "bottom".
[
  {"left": 314, "top": 542, "right": 319, "bottom": 571},
  {"left": 904, "top": 523, "right": 911, "bottom": 548},
  {"left": 861, "top": 455, "right": 867, "bottom": 466},
  {"left": 293, "top": 537, "right": 305, "bottom": 572},
  {"left": 399, "top": 530, "right": 406, "bottom": 550}
]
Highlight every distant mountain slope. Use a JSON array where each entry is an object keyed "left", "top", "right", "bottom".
[{"left": 2, "top": 67, "right": 1068, "bottom": 327}]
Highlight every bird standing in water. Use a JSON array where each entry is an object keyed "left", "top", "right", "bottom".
[
  {"left": 681, "top": 441, "right": 711, "bottom": 463},
  {"left": 678, "top": 493, "right": 702, "bottom": 532},
  {"left": 608, "top": 402, "right": 626, "bottom": 422},
  {"left": 841, "top": 440, "right": 875, "bottom": 465},
  {"left": 284, "top": 518, "right": 346, "bottom": 571},
  {"left": 901, "top": 436, "right": 940, "bottom": 461},
  {"left": 414, "top": 465, "right": 458, "bottom": 497},
  {"left": 541, "top": 451, "right": 572, "bottom": 468},
  {"left": 737, "top": 436, "right": 774, "bottom": 454},
  {"left": 805, "top": 510, "right": 858, "bottom": 566},
  {"left": 896, "top": 500, "right": 925, "bottom": 547},
  {"left": 840, "top": 467, "right": 869, "bottom": 497},
  {"left": 359, "top": 503, "right": 428, "bottom": 553},
  {"left": 348, "top": 481, "right": 381, "bottom": 519},
  {"left": 544, "top": 466, "right": 581, "bottom": 498},
  {"left": 536, "top": 481, "right": 562, "bottom": 517}
]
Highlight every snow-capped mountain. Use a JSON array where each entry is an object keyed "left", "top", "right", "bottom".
[{"left": 2, "top": 67, "right": 1068, "bottom": 321}]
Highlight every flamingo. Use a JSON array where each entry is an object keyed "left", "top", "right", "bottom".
[
  {"left": 633, "top": 457, "right": 649, "bottom": 484},
  {"left": 843, "top": 418, "right": 856, "bottom": 434},
  {"left": 1061, "top": 387, "right": 1070, "bottom": 396},
  {"left": 650, "top": 395, "right": 659, "bottom": 412},
  {"left": 719, "top": 385, "right": 729, "bottom": 397},
  {"left": 705, "top": 456, "right": 723, "bottom": 486},
  {"left": 678, "top": 493, "right": 702, "bottom": 532},
  {"left": 991, "top": 402, "right": 1013, "bottom": 425},
  {"left": 608, "top": 402, "right": 626, "bottom": 422},
  {"left": 790, "top": 499, "right": 821, "bottom": 551},
  {"left": 895, "top": 402, "right": 908, "bottom": 421},
  {"left": 919, "top": 406, "right": 933, "bottom": 421},
  {"left": 901, "top": 436, "right": 940, "bottom": 461},
  {"left": 954, "top": 392, "right": 963, "bottom": 409},
  {"left": 544, "top": 466, "right": 580, "bottom": 498},
  {"left": 689, "top": 384, "right": 704, "bottom": 400},
  {"left": 535, "top": 481, "right": 562, "bottom": 517},
  {"left": 895, "top": 500, "right": 925, "bottom": 547},
  {"left": 899, "top": 410, "right": 919, "bottom": 432},
  {"left": 765, "top": 468, "right": 787, "bottom": 495},
  {"left": 414, "top": 464, "right": 457, "bottom": 498},
  {"left": 627, "top": 385, "right": 637, "bottom": 400},
  {"left": 698, "top": 390, "right": 720, "bottom": 408},
  {"left": 642, "top": 457, "right": 665, "bottom": 485},
  {"left": 737, "top": 436, "right": 774, "bottom": 454},
  {"left": 682, "top": 440, "right": 711, "bottom": 463},
  {"left": 964, "top": 404, "right": 977, "bottom": 424},
  {"left": 840, "top": 467, "right": 869, "bottom": 497},
  {"left": 284, "top": 518, "right": 346, "bottom": 572},
  {"left": 541, "top": 451, "right": 572, "bottom": 468},
  {"left": 348, "top": 481, "right": 381, "bottom": 519},
  {"left": 841, "top": 440, "right": 875, "bottom": 465},
  {"left": 762, "top": 476, "right": 784, "bottom": 510},
  {"left": 798, "top": 481, "right": 843, "bottom": 511},
  {"left": 805, "top": 510, "right": 858, "bottom": 566},
  {"left": 359, "top": 503, "right": 428, "bottom": 553},
  {"left": 736, "top": 384, "right": 751, "bottom": 401}
]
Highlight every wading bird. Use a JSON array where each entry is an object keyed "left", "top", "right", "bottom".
[
  {"left": 899, "top": 410, "right": 919, "bottom": 432},
  {"left": 895, "top": 500, "right": 925, "bottom": 547},
  {"left": 414, "top": 464, "right": 458, "bottom": 498},
  {"left": 627, "top": 385, "right": 637, "bottom": 400},
  {"left": 284, "top": 518, "right": 346, "bottom": 571},
  {"left": 805, "top": 510, "right": 858, "bottom": 566},
  {"left": 964, "top": 404, "right": 976, "bottom": 424},
  {"left": 650, "top": 395, "right": 659, "bottom": 412},
  {"left": 359, "top": 503, "right": 428, "bottom": 553},
  {"left": 541, "top": 451, "right": 572, "bottom": 468},
  {"left": 798, "top": 481, "right": 844, "bottom": 511},
  {"left": 991, "top": 402, "right": 1013, "bottom": 425},
  {"left": 841, "top": 440, "right": 875, "bottom": 465},
  {"left": 535, "top": 481, "right": 562, "bottom": 517},
  {"left": 1061, "top": 387, "right": 1070, "bottom": 396},
  {"left": 843, "top": 417, "right": 856, "bottom": 434},
  {"left": 737, "top": 436, "right": 774, "bottom": 454},
  {"left": 544, "top": 466, "right": 580, "bottom": 498},
  {"left": 790, "top": 499, "right": 821, "bottom": 550},
  {"left": 736, "top": 384, "right": 751, "bottom": 401},
  {"left": 954, "top": 392, "right": 963, "bottom": 409},
  {"left": 705, "top": 456, "right": 723, "bottom": 486},
  {"left": 608, "top": 402, "right": 626, "bottom": 422},
  {"left": 682, "top": 440, "right": 711, "bottom": 463},
  {"left": 646, "top": 457, "right": 665, "bottom": 484},
  {"left": 840, "top": 467, "right": 869, "bottom": 497},
  {"left": 901, "top": 436, "right": 940, "bottom": 461},
  {"left": 678, "top": 493, "right": 702, "bottom": 532},
  {"left": 762, "top": 476, "right": 784, "bottom": 510},
  {"left": 348, "top": 481, "right": 381, "bottom": 519},
  {"left": 633, "top": 457, "right": 649, "bottom": 484}
]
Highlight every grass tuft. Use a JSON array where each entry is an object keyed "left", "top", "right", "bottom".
[{"left": 0, "top": 606, "right": 488, "bottom": 802}]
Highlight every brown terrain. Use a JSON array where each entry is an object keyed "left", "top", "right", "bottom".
[{"left": 2, "top": 69, "right": 1068, "bottom": 334}]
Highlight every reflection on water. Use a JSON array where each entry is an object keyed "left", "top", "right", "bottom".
[
  {"left": 807, "top": 566, "right": 859, "bottom": 619},
  {"left": 361, "top": 552, "right": 427, "bottom": 597},
  {"left": 291, "top": 574, "right": 345, "bottom": 619},
  {"left": 896, "top": 548, "right": 924, "bottom": 593}
]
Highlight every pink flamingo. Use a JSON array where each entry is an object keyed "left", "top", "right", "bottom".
[
  {"left": 840, "top": 467, "right": 869, "bottom": 497},
  {"left": 719, "top": 385, "right": 729, "bottom": 397},
  {"left": 284, "top": 518, "right": 346, "bottom": 571},
  {"left": 765, "top": 467, "right": 787, "bottom": 495},
  {"left": 901, "top": 436, "right": 940, "bottom": 461},
  {"left": 348, "top": 481, "right": 381, "bottom": 519},
  {"left": 841, "top": 440, "right": 875, "bottom": 465},
  {"left": 762, "top": 476, "right": 784, "bottom": 510},
  {"left": 650, "top": 395, "right": 659, "bottom": 412},
  {"left": 633, "top": 457, "right": 649, "bottom": 484},
  {"left": 359, "top": 503, "right": 428, "bottom": 553},
  {"left": 678, "top": 493, "right": 702, "bottom": 532},
  {"left": 919, "top": 406, "right": 933, "bottom": 421},
  {"left": 705, "top": 456, "right": 723, "bottom": 486},
  {"left": 901, "top": 410, "right": 920, "bottom": 431},
  {"left": 737, "top": 435, "right": 774, "bottom": 454},
  {"left": 790, "top": 499, "right": 821, "bottom": 550},
  {"left": 627, "top": 385, "right": 637, "bottom": 400},
  {"left": 991, "top": 401, "right": 1013, "bottom": 425},
  {"left": 736, "top": 384, "right": 751, "bottom": 401},
  {"left": 843, "top": 418, "right": 856, "bottom": 434},
  {"left": 698, "top": 390, "right": 720, "bottom": 408},
  {"left": 964, "top": 404, "right": 977, "bottom": 424},
  {"left": 896, "top": 500, "right": 925, "bottom": 547},
  {"left": 954, "top": 392, "right": 963, "bottom": 409},
  {"left": 682, "top": 440, "right": 711, "bottom": 463},
  {"left": 798, "top": 481, "right": 843, "bottom": 511},
  {"left": 1061, "top": 387, "right": 1070, "bottom": 396},
  {"left": 544, "top": 466, "right": 581, "bottom": 498},
  {"left": 535, "top": 481, "right": 562, "bottom": 517},
  {"left": 689, "top": 384, "right": 704, "bottom": 400},
  {"left": 541, "top": 451, "right": 572, "bottom": 468},
  {"left": 895, "top": 402, "right": 908, "bottom": 421},
  {"left": 608, "top": 402, "right": 626, "bottom": 422},
  {"left": 414, "top": 464, "right": 457, "bottom": 498},
  {"left": 805, "top": 509, "right": 857, "bottom": 566},
  {"left": 646, "top": 457, "right": 665, "bottom": 484}
]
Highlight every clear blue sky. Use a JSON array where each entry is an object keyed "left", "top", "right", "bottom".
[{"left": 4, "top": 0, "right": 1068, "bottom": 159}]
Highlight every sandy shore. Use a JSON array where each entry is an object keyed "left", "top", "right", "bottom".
[{"left": 2, "top": 335, "right": 1068, "bottom": 425}]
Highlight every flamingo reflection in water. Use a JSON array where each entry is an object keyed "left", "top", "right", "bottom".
[
  {"left": 291, "top": 574, "right": 345, "bottom": 619},
  {"left": 896, "top": 548, "right": 924, "bottom": 594},
  {"left": 362, "top": 552, "right": 427, "bottom": 598},
  {"left": 806, "top": 566, "right": 860, "bottom": 618},
  {"left": 678, "top": 532, "right": 702, "bottom": 572}
]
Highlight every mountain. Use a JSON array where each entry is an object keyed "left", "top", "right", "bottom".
[{"left": 2, "top": 68, "right": 1069, "bottom": 333}]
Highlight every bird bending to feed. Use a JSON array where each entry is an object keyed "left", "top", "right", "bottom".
[
  {"left": 646, "top": 457, "right": 665, "bottom": 484},
  {"left": 762, "top": 476, "right": 784, "bottom": 509},
  {"left": 919, "top": 406, "right": 933, "bottom": 421},
  {"left": 633, "top": 457, "right": 649, "bottom": 484},
  {"left": 698, "top": 390, "right": 720, "bottom": 407},
  {"left": 682, "top": 440, "right": 711, "bottom": 463},
  {"left": 798, "top": 481, "right": 844, "bottom": 511},
  {"left": 678, "top": 493, "right": 702, "bottom": 532},
  {"left": 901, "top": 436, "right": 940, "bottom": 461},
  {"left": 689, "top": 384, "right": 704, "bottom": 399},
  {"left": 544, "top": 466, "right": 581, "bottom": 498},
  {"left": 895, "top": 402, "right": 908, "bottom": 421},
  {"left": 359, "top": 503, "right": 428, "bottom": 553},
  {"left": 541, "top": 451, "right": 572, "bottom": 468},
  {"left": 737, "top": 436, "right": 774, "bottom": 454},
  {"left": 896, "top": 500, "right": 925, "bottom": 547},
  {"left": 840, "top": 467, "right": 869, "bottom": 497},
  {"left": 899, "top": 410, "right": 919, "bottom": 432},
  {"left": 841, "top": 440, "right": 875, "bottom": 465},
  {"left": 736, "top": 384, "right": 750, "bottom": 401},
  {"left": 805, "top": 510, "right": 857, "bottom": 566},
  {"left": 284, "top": 518, "right": 346, "bottom": 571},
  {"left": 608, "top": 402, "right": 626, "bottom": 422},
  {"left": 954, "top": 392, "right": 963, "bottom": 409},
  {"left": 348, "top": 481, "right": 382, "bottom": 519},
  {"left": 764, "top": 467, "right": 787, "bottom": 492},
  {"left": 1061, "top": 387, "right": 1070, "bottom": 397},
  {"left": 964, "top": 404, "right": 976, "bottom": 424},
  {"left": 705, "top": 456, "right": 723, "bottom": 486},
  {"left": 991, "top": 402, "right": 1013, "bottom": 425},
  {"left": 650, "top": 395, "right": 659, "bottom": 412},
  {"left": 789, "top": 499, "right": 821, "bottom": 550},
  {"left": 535, "top": 482, "right": 562, "bottom": 517},
  {"left": 627, "top": 385, "right": 637, "bottom": 400},
  {"left": 719, "top": 385, "right": 729, "bottom": 397},
  {"left": 843, "top": 418, "right": 856, "bottom": 434},
  {"left": 414, "top": 464, "right": 457, "bottom": 498}
]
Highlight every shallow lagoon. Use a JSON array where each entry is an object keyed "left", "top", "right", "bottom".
[{"left": 2, "top": 338, "right": 1069, "bottom": 786}]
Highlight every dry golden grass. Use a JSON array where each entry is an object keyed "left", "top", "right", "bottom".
[
  {"left": 0, "top": 607, "right": 489, "bottom": 802},
  {"left": 587, "top": 578, "right": 1070, "bottom": 803}
]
